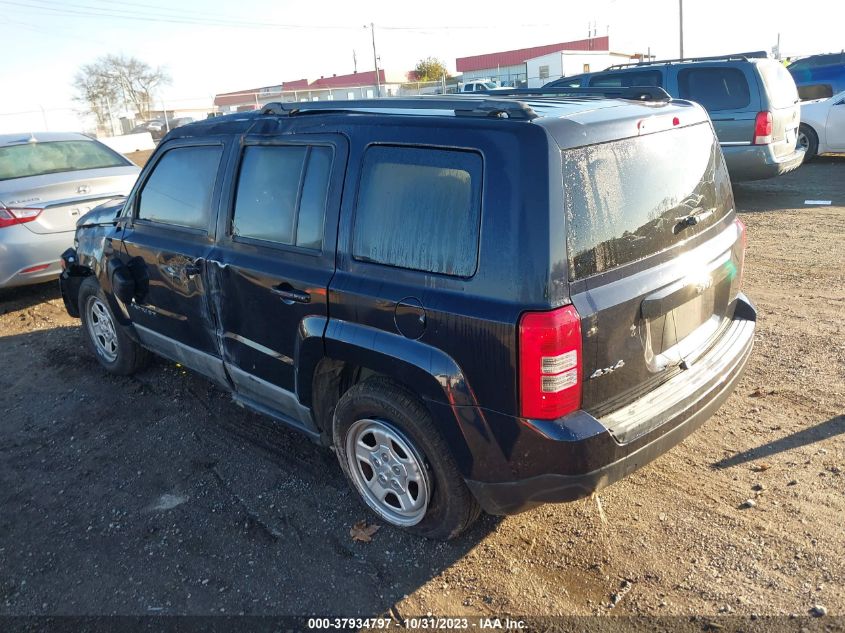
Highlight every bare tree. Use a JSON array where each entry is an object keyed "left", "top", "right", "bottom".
[
  {"left": 73, "top": 59, "right": 119, "bottom": 129},
  {"left": 74, "top": 55, "right": 171, "bottom": 125}
]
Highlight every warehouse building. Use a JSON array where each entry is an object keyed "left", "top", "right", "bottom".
[{"left": 455, "top": 36, "right": 636, "bottom": 87}]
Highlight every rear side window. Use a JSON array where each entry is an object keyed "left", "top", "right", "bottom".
[
  {"left": 758, "top": 62, "right": 799, "bottom": 109},
  {"left": 232, "top": 145, "right": 333, "bottom": 249},
  {"left": 353, "top": 146, "right": 482, "bottom": 277},
  {"left": 678, "top": 67, "right": 751, "bottom": 111},
  {"left": 137, "top": 145, "right": 222, "bottom": 230},
  {"left": 0, "top": 140, "right": 128, "bottom": 181},
  {"left": 589, "top": 70, "right": 662, "bottom": 87},
  {"left": 563, "top": 122, "right": 733, "bottom": 280}
]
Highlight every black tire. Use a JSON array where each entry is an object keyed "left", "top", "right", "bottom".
[
  {"left": 78, "top": 277, "right": 149, "bottom": 375},
  {"left": 798, "top": 123, "right": 819, "bottom": 162},
  {"left": 333, "top": 377, "right": 481, "bottom": 540}
]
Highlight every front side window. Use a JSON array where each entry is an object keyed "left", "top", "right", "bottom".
[
  {"left": 232, "top": 144, "right": 333, "bottom": 249},
  {"left": 137, "top": 145, "right": 222, "bottom": 229},
  {"left": 353, "top": 146, "right": 482, "bottom": 277},
  {"left": 678, "top": 67, "right": 751, "bottom": 111}
]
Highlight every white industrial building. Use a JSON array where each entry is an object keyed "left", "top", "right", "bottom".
[
  {"left": 455, "top": 36, "right": 638, "bottom": 88},
  {"left": 525, "top": 50, "right": 635, "bottom": 87}
]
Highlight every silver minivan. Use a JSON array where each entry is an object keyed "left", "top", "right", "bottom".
[
  {"left": 0, "top": 132, "right": 139, "bottom": 288},
  {"left": 545, "top": 52, "right": 805, "bottom": 181}
]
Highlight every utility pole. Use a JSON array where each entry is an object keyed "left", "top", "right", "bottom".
[
  {"left": 679, "top": 0, "right": 684, "bottom": 58},
  {"left": 162, "top": 98, "right": 170, "bottom": 133},
  {"left": 104, "top": 95, "right": 117, "bottom": 136},
  {"left": 353, "top": 50, "right": 358, "bottom": 73},
  {"left": 367, "top": 23, "right": 381, "bottom": 98}
]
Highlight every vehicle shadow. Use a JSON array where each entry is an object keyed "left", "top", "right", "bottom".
[
  {"left": 0, "top": 326, "right": 501, "bottom": 617},
  {"left": 0, "top": 280, "right": 61, "bottom": 314},
  {"left": 712, "top": 414, "right": 845, "bottom": 470},
  {"left": 733, "top": 155, "right": 845, "bottom": 213}
]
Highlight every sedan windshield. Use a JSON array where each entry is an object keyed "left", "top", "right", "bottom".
[{"left": 0, "top": 140, "right": 128, "bottom": 181}]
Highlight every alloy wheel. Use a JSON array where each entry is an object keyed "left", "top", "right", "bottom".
[
  {"left": 86, "top": 297, "right": 118, "bottom": 362},
  {"left": 344, "top": 418, "right": 431, "bottom": 526}
]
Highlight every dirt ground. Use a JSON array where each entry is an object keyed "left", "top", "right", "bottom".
[
  {"left": 0, "top": 158, "right": 842, "bottom": 622},
  {"left": 125, "top": 149, "right": 153, "bottom": 167}
]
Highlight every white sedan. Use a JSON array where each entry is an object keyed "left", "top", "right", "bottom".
[{"left": 798, "top": 90, "right": 845, "bottom": 160}]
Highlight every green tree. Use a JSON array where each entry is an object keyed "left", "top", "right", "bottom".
[{"left": 413, "top": 57, "right": 449, "bottom": 82}]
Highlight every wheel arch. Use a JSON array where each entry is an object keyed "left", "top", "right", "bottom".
[{"left": 295, "top": 320, "right": 483, "bottom": 473}]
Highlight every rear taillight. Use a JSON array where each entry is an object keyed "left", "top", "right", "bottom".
[
  {"left": 753, "top": 111, "right": 773, "bottom": 145},
  {"left": 0, "top": 205, "right": 42, "bottom": 229},
  {"left": 519, "top": 305, "right": 583, "bottom": 420}
]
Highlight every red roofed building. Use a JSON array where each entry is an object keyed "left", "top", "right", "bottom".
[
  {"left": 213, "top": 70, "right": 411, "bottom": 112},
  {"left": 456, "top": 36, "right": 612, "bottom": 86},
  {"left": 309, "top": 69, "right": 385, "bottom": 89}
]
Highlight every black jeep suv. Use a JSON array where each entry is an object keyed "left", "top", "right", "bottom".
[{"left": 60, "top": 89, "right": 756, "bottom": 539}]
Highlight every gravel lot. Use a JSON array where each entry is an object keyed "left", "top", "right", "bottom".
[{"left": 0, "top": 157, "right": 842, "bottom": 620}]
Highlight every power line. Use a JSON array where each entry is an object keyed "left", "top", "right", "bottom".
[
  {"left": 0, "top": 0, "right": 372, "bottom": 30},
  {"left": 1, "top": 0, "right": 582, "bottom": 33}
]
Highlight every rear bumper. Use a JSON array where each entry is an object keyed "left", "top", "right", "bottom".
[
  {"left": 0, "top": 225, "right": 71, "bottom": 288},
  {"left": 465, "top": 294, "right": 756, "bottom": 515},
  {"left": 722, "top": 144, "right": 805, "bottom": 182}
]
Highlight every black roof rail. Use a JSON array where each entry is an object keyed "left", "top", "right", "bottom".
[
  {"left": 605, "top": 50, "right": 769, "bottom": 69},
  {"left": 259, "top": 97, "right": 539, "bottom": 120},
  {"left": 478, "top": 86, "right": 672, "bottom": 103}
]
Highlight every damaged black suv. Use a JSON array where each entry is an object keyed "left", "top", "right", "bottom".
[{"left": 60, "top": 89, "right": 756, "bottom": 539}]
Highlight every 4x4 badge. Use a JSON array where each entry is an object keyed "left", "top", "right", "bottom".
[{"left": 589, "top": 360, "right": 625, "bottom": 379}]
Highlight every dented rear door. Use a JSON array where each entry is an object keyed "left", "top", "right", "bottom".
[{"left": 206, "top": 134, "right": 346, "bottom": 419}]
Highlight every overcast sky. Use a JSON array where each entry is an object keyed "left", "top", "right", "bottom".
[{"left": 1, "top": 0, "right": 842, "bottom": 132}]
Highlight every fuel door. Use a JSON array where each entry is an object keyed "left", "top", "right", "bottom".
[{"left": 394, "top": 296, "right": 426, "bottom": 340}]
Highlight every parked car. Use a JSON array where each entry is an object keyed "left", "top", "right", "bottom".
[
  {"left": 787, "top": 52, "right": 845, "bottom": 100},
  {"left": 130, "top": 118, "right": 193, "bottom": 141},
  {"left": 460, "top": 80, "right": 506, "bottom": 93},
  {"left": 797, "top": 89, "right": 845, "bottom": 160},
  {"left": 544, "top": 72, "right": 591, "bottom": 88},
  {"left": 130, "top": 119, "right": 167, "bottom": 140},
  {"left": 168, "top": 117, "right": 195, "bottom": 129},
  {"left": 59, "top": 92, "right": 755, "bottom": 539},
  {"left": 0, "top": 132, "right": 139, "bottom": 289},
  {"left": 544, "top": 51, "right": 804, "bottom": 181}
]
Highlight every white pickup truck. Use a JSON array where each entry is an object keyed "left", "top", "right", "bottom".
[{"left": 460, "top": 80, "right": 507, "bottom": 93}]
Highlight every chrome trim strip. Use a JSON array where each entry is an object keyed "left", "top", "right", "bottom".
[
  {"left": 223, "top": 332, "right": 294, "bottom": 365},
  {"left": 226, "top": 365, "right": 312, "bottom": 427},
  {"left": 720, "top": 141, "right": 752, "bottom": 146},
  {"left": 133, "top": 324, "right": 228, "bottom": 386}
]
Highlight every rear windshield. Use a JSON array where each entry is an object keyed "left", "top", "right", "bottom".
[
  {"left": 758, "top": 62, "right": 799, "bottom": 109},
  {"left": 563, "top": 122, "right": 733, "bottom": 280},
  {"left": 0, "top": 140, "right": 128, "bottom": 181}
]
